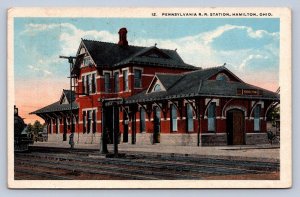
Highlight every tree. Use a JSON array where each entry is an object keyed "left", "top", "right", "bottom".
[
  {"left": 267, "top": 106, "right": 280, "bottom": 127},
  {"left": 27, "top": 123, "right": 33, "bottom": 136},
  {"left": 31, "top": 120, "right": 44, "bottom": 137}
]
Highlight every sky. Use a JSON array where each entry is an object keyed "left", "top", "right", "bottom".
[{"left": 14, "top": 17, "right": 280, "bottom": 124}]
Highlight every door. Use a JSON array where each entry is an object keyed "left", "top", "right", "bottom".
[
  {"left": 227, "top": 109, "right": 245, "bottom": 145},
  {"left": 123, "top": 113, "right": 128, "bottom": 142},
  {"left": 153, "top": 107, "right": 161, "bottom": 143}
]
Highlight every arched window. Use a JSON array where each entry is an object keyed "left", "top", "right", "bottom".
[
  {"left": 153, "top": 84, "right": 161, "bottom": 92},
  {"left": 216, "top": 73, "right": 229, "bottom": 81},
  {"left": 186, "top": 104, "right": 194, "bottom": 132},
  {"left": 171, "top": 105, "right": 177, "bottom": 132},
  {"left": 208, "top": 102, "right": 216, "bottom": 132},
  {"left": 254, "top": 105, "right": 261, "bottom": 132}
]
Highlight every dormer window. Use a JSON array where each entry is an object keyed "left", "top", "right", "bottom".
[
  {"left": 153, "top": 84, "right": 161, "bottom": 92},
  {"left": 147, "top": 76, "right": 167, "bottom": 94},
  {"left": 216, "top": 73, "right": 229, "bottom": 81}
]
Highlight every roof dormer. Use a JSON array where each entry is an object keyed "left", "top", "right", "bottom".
[{"left": 146, "top": 76, "right": 167, "bottom": 94}]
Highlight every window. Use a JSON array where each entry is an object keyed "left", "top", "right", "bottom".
[
  {"left": 83, "top": 111, "right": 86, "bottom": 133},
  {"left": 87, "top": 110, "right": 92, "bottom": 134},
  {"left": 216, "top": 73, "right": 229, "bottom": 81},
  {"left": 254, "top": 105, "right": 261, "bottom": 132},
  {"left": 86, "top": 75, "right": 90, "bottom": 94},
  {"left": 171, "top": 105, "right": 177, "bottom": 132},
  {"left": 82, "top": 73, "right": 96, "bottom": 94},
  {"left": 104, "top": 73, "right": 111, "bottom": 93},
  {"left": 91, "top": 73, "right": 96, "bottom": 93},
  {"left": 92, "top": 110, "right": 97, "bottom": 133},
  {"left": 187, "top": 104, "right": 194, "bottom": 132},
  {"left": 140, "top": 108, "right": 146, "bottom": 132},
  {"left": 134, "top": 69, "right": 142, "bottom": 88},
  {"left": 153, "top": 84, "right": 161, "bottom": 92},
  {"left": 82, "top": 76, "right": 85, "bottom": 94},
  {"left": 208, "top": 102, "right": 216, "bottom": 132},
  {"left": 123, "top": 70, "right": 129, "bottom": 91},
  {"left": 114, "top": 72, "right": 119, "bottom": 93}
]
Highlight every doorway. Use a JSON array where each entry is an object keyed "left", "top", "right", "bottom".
[
  {"left": 123, "top": 112, "right": 128, "bottom": 143},
  {"left": 103, "top": 107, "right": 113, "bottom": 144},
  {"left": 227, "top": 109, "right": 245, "bottom": 145}
]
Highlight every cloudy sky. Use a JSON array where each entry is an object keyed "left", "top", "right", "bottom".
[{"left": 14, "top": 17, "right": 280, "bottom": 124}]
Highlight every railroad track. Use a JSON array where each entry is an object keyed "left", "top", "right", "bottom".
[
  {"left": 15, "top": 155, "right": 201, "bottom": 180},
  {"left": 15, "top": 150, "right": 278, "bottom": 180},
  {"left": 19, "top": 150, "right": 279, "bottom": 173}
]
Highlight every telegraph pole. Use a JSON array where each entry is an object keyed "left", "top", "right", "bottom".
[{"left": 59, "top": 56, "right": 76, "bottom": 148}]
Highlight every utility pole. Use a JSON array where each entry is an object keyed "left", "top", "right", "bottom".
[{"left": 59, "top": 56, "right": 76, "bottom": 148}]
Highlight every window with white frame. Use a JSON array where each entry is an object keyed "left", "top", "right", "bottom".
[
  {"left": 187, "top": 104, "right": 194, "bottom": 132},
  {"left": 91, "top": 73, "right": 96, "bottom": 93},
  {"left": 83, "top": 110, "right": 97, "bottom": 134},
  {"left": 87, "top": 110, "right": 92, "bottom": 134},
  {"left": 114, "top": 72, "right": 119, "bottom": 93},
  {"left": 82, "top": 73, "right": 97, "bottom": 95},
  {"left": 123, "top": 70, "right": 129, "bottom": 91},
  {"left": 85, "top": 75, "right": 90, "bottom": 93},
  {"left": 153, "top": 84, "right": 161, "bottom": 92},
  {"left": 134, "top": 69, "right": 142, "bottom": 88},
  {"left": 171, "top": 104, "right": 178, "bottom": 132},
  {"left": 104, "top": 73, "right": 111, "bottom": 93},
  {"left": 140, "top": 108, "right": 146, "bottom": 132},
  {"left": 82, "top": 76, "right": 85, "bottom": 94},
  {"left": 92, "top": 110, "right": 96, "bottom": 133},
  {"left": 254, "top": 105, "right": 261, "bottom": 132},
  {"left": 208, "top": 102, "right": 216, "bottom": 132}
]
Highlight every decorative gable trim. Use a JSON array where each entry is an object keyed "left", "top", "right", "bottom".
[
  {"left": 208, "top": 67, "right": 244, "bottom": 82},
  {"left": 76, "top": 40, "right": 97, "bottom": 67},
  {"left": 59, "top": 91, "right": 69, "bottom": 105},
  {"left": 139, "top": 47, "right": 171, "bottom": 59},
  {"left": 146, "top": 76, "right": 167, "bottom": 94}
]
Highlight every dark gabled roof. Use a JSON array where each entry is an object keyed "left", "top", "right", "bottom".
[
  {"left": 31, "top": 90, "right": 78, "bottom": 114},
  {"left": 122, "top": 66, "right": 279, "bottom": 104},
  {"left": 155, "top": 74, "right": 183, "bottom": 90},
  {"left": 80, "top": 39, "right": 197, "bottom": 69},
  {"left": 30, "top": 101, "right": 79, "bottom": 114},
  {"left": 82, "top": 39, "right": 142, "bottom": 66}
]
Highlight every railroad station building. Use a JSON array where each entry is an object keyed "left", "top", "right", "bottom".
[{"left": 31, "top": 28, "right": 280, "bottom": 146}]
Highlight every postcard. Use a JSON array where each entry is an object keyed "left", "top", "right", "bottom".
[{"left": 7, "top": 7, "right": 291, "bottom": 188}]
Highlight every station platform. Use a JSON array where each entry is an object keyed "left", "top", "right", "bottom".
[{"left": 30, "top": 142, "right": 280, "bottom": 162}]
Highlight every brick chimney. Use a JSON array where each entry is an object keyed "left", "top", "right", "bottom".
[{"left": 118, "top": 28, "right": 128, "bottom": 46}]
